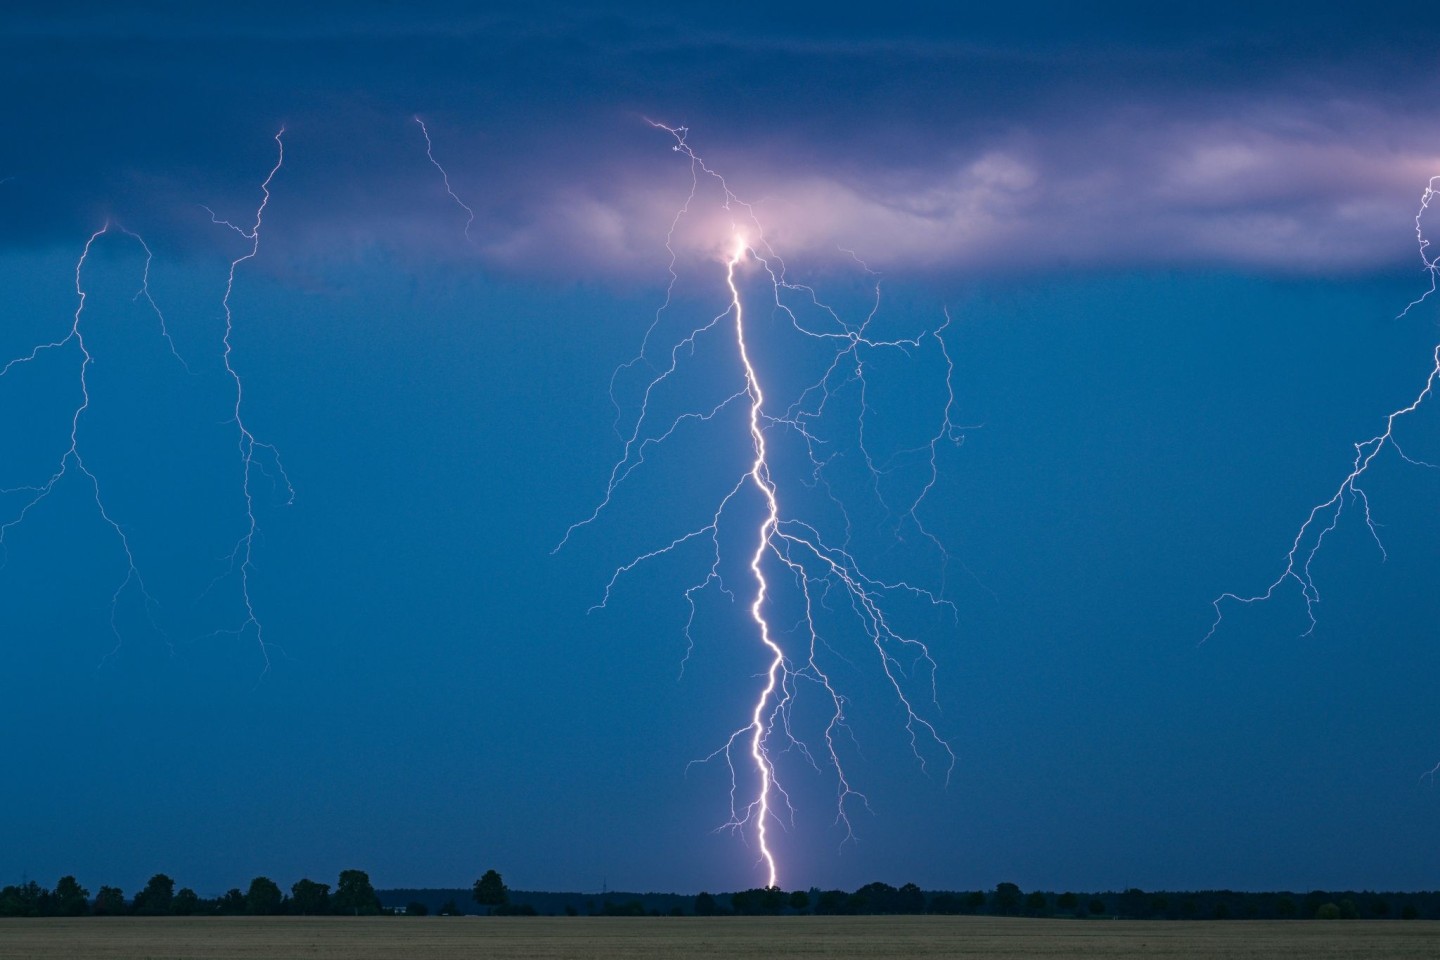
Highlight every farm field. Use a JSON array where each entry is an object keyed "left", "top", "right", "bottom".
[{"left": 0, "top": 915, "right": 1436, "bottom": 959}]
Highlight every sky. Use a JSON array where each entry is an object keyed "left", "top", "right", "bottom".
[{"left": 3, "top": 1, "right": 1440, "bottom": 897}]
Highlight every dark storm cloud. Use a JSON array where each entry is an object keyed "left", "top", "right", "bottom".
[{"left": 4, "top": 2, "right": 1438, "bottom": 274}]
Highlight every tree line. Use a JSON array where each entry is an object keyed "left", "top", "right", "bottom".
[
  {"left": 5, "top": 872, "right": 1437, "bottom": 920},
  {"left": 701, "top": 882, "right": 1437, "bottom": 920},
  {"left": 0, "top": 870, "right": 386, "bottom": 917},
  {"left": 0, "top": 868, "right": 517, "bottom": 919}
]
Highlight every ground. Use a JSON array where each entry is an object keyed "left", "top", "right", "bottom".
[{"left": 1, "top": 916, "right": 1436, "bottom": 959}]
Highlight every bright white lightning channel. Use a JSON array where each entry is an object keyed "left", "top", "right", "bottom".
[
  {"left": 1207, "top": 175, "right": 1440, "bottom": 644},
  {"left": 558, "top": 124, "right": 963, "bottom": 887}
]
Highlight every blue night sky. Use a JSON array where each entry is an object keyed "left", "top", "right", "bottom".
[{"left": 3, "top": 2, "right": 1440, "bottom": 897}]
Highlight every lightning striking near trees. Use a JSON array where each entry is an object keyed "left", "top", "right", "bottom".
[
  {"left": 1208, "top": 175, "right": 1440, "bottom": 642},
  {"left": 1, "top": 131, "right": 292, "bottom": 664},
  {"left": 558, "top": 123, "right": 964, "bottom": 887}
]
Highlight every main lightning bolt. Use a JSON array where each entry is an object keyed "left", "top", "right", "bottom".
[
  {"left": 1207, "top": 175, "right": 1440, "bottom": 643},
  {"left": 560, "top": 124, "right": 962, "bottom": 887}
]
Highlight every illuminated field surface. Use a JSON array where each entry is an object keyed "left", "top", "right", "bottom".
[{"left": 1, "top": 917, "right": 1436, "bottom": 959}]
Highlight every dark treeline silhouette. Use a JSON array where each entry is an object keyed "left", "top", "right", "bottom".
[
  {"left": 7, "top": 873, "right": 1439, "bottom": 920},
  {"left": 0, "top": 869, "right": 382, "bottom": 918},
  {"left": 377, "top": 880, "right": 1440, "bottom": 920}
]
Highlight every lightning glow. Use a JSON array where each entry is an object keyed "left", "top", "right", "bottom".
[
  {"left": 1207, "top": 174, "right": 1440, "bottom": 641},
  {"left": 559, "top": 124, "right": 963, "bottom": 887}
]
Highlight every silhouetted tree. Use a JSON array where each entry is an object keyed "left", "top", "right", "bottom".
[
  {"left": 694, "top": 891, "right": 718, "bottom": 916},
  {"left": 472, "top": 870, "right": 508, "bottom": 914},
  {"left": 437, "top": 899, "right": 461, "bottom": 916},
  {"left": 53, "top": 877, "right": 89, "bottom": 917},
  {"left": 1025, "top": 891, "right": 1049, "bottom": 916},
  {"left": 789, "top": 889, "right": 810, "bottom": 913},
  {"left": 1087, "top": 897, "right": 1106, "bottom": 916},
  {"left": 133, "top": 874, "right": 175, "bottom": 915},
  {"left": 334, "top": 870, "right": 380, "bottom": 915},
  {"left": 993, "top": 882, "right": 1022, "bottom": 915},
  {"left": 897, "top": 883, "right": 925, "bottom": 914},
  {"left": 246, "top": 877, "right": 283, "bottom": 916},
  {"left": 851, "top": 882, "right": 898, "bottom": 914},
  {"left": 94, "top": 886, "right": 126, "bottom": 916},
  {"left": 217, "top": 889, "right": 246, "bottom": 915},
  {"left": 0, "top": 882, "right": 45, "bottom": 917},
  {"left": 291, "top": 879, "right": 332, "bottom": 915},
  {"left": 405, "top": 901, "right": 429, "bottom": 916},
  {"left": 1056, "top": 892, "right": 1079, "bottom": 913},
  {"left": 172, "top": 888, "right": 200, "bottom": 916}
]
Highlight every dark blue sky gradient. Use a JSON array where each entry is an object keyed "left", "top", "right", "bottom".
[{"left": 2, "top": 3, "right": 1439, "bottom": 896}]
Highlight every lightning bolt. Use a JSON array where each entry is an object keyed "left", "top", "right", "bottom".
[
  {"left": 559, "top": 123, "right": 962, "bottom": 887},
  {"left": 1207, "top": 175, "right": 1440, "bottom": 643},
  {"left": 414, "top": 116, "right": 477, "bottom": 244},
  {"left": 0, "top": 223, "right": 178, "bottom": 648},
  {"left": 204, "top": 127, "right": 294, "bottom": 669},
  {"left": 3, "top": 130, "right": 294, "bottom": 665}
]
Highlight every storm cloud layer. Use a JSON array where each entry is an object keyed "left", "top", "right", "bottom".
[{"left": 5, "top": 2, "right": 1439, "bottom": 277}]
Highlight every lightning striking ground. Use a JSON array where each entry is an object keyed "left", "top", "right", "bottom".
[
  {"left": 559, "top": 124, "right": 962, "bottom": 887},
  {"left": 1207, "top": 175, "right": 1440, "bottom": 641}
]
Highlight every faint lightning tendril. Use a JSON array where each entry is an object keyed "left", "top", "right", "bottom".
[
  {"left": 415, "top": 116, "right": 477, "bottom": 244},
  {"left": 558, "top": 123, "right": 963, "bottom": 887},
  {"left": 1, "top": 223, "right": 179, "bottom": 649},
  {"left": 204, "top": 127, "right": 294, "bottom": 669},
  {"left": 1207, "top": 174, "right": 1440, "bottom": 643}
]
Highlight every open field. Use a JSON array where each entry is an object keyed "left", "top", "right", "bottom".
[{"left": 1, "top": 916, "right": 1437, "bottom": 959}]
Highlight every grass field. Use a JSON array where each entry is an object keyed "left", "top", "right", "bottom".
[{"left": 1, "top": 915, "right": 1436, "bottom": 959}]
